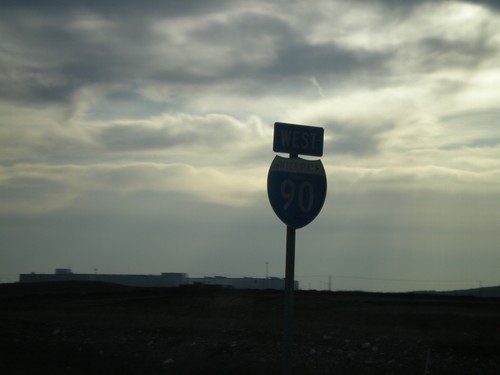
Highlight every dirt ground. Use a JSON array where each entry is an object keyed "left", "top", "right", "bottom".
[{"left": 1, "top": 282, "right": 500, "bottom": 374}]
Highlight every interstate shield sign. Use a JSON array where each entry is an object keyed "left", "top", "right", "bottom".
[{"left": 267, "top": 155, "right": 327, "bottom": 229}]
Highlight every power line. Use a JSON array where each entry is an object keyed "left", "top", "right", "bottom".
[{"left": 297, "top": 274, "right": 500, "bottom": 285}]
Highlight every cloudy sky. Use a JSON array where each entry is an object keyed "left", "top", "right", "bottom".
[{"left": 1, "top": 0, "right": 500, "bottom": 292}]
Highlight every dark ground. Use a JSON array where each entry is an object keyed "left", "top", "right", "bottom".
[{"left": 1, "top": 282, "right": 500, "bottom": 374}]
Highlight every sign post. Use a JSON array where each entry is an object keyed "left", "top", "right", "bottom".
[
  {"left": 267, "top": 122, "right": 327, "bottom": 374},
  {"left": 284, "top": 223, "right": 296, "bottom": 375}
]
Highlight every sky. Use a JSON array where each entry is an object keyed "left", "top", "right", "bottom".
[{"left": 1, "top": 0, "right": 500, "bottom": 292}]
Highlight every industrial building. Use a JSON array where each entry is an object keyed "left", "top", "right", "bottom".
[{"left": 19, "top": 269, "right": 298, "bottom": 290}]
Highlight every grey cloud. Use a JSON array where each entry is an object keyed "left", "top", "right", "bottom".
[
  {"left": 328, "top": 129, "right": 380, "bottom": 157},
  {"left": 0, "top": 171, "right": 78, "bottom": 217},
  {"left": 0, "top": 68, "right": 79, "bottom": 106},
  {"left": 417, "top": 35, "right": 496, "bottom": 71},
  {"left": 191, "top": 11, "right": 391, "bottom": 82},
  {"left": 191, "top": 11, "right": 295, "bottom": 45},
  {"left": 269, "top": 42, "right": 390, "bottom": 79},
  {"left": 97, "top": 115, "right": 242, "bottom": 152},
  {"left": 440, "top": 108, "right": 500, "bottom": 149},
  {"left": 322, "top": 120, "right": 391, "bottom": 157},
  {"left": 86, "top": 91, "right": 167, "bottom": 120},
  {"left": 98, "top": 123, "right": 187, "bottom": 151},
  {"left": 468, "top": 138, "right": 500, "bottom": 148}
]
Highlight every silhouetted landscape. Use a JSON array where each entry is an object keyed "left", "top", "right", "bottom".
[{"left": 1, "top": 281, "right": 500, "bottom": 374}]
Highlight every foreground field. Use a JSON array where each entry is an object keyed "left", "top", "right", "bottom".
[{"left": 1, "top": 282, "right": 500, "bottom": 374}]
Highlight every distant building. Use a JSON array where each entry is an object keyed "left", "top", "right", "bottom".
[
  {"left": 20, "top": 271, "right": 186, "bottom": 288},
  {"left": 189, "top": 276, "right": 297, "bottom": 290},
  {"left": 55, "top": 268, "right": 73, "bottom": 275},
  {"left": 19, "top": 269, "right": 298, "bottom": 290}
]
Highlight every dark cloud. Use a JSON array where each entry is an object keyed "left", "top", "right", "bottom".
[
  {"left": 470, "top": 0, "right": 500, "bottom": 12},
  {"left": 0, "top": 1, "right": 395, "bottom": 107},
  {"left": 0, "top": 0, "right": 234, "bottom": 18},
  {"left": 0, "top": 1, "right": 237, "bottom": 104}
]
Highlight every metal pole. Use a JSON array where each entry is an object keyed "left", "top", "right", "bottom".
[
  {"left": 283, "top": 152, "right": 299, "bottom": 375},
  {"left": 283, "top": 225, "right": 296, "bottom": 374}
]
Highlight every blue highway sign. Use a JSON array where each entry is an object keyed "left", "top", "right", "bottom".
[
  {"left": 267, "top": 155, "right": 327, "bottom": 229},
  {"left": 273, "top": 122, "right": 324, "bottom": 157}
]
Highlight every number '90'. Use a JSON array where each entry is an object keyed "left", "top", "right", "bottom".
[{"left": 280, "top": 180, "right": 314, "bottom": 213}]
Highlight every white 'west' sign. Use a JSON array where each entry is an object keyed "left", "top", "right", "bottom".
[{"left": 272, "top": 122, "right": 324, "bottom": 157}]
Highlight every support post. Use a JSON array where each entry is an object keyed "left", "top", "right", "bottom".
[
  {"left": 283, "top": 225, "right": 296, "bottom": 374},
  {"left": 283, "top": 152, "right": 298, "bottom": 375}
]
